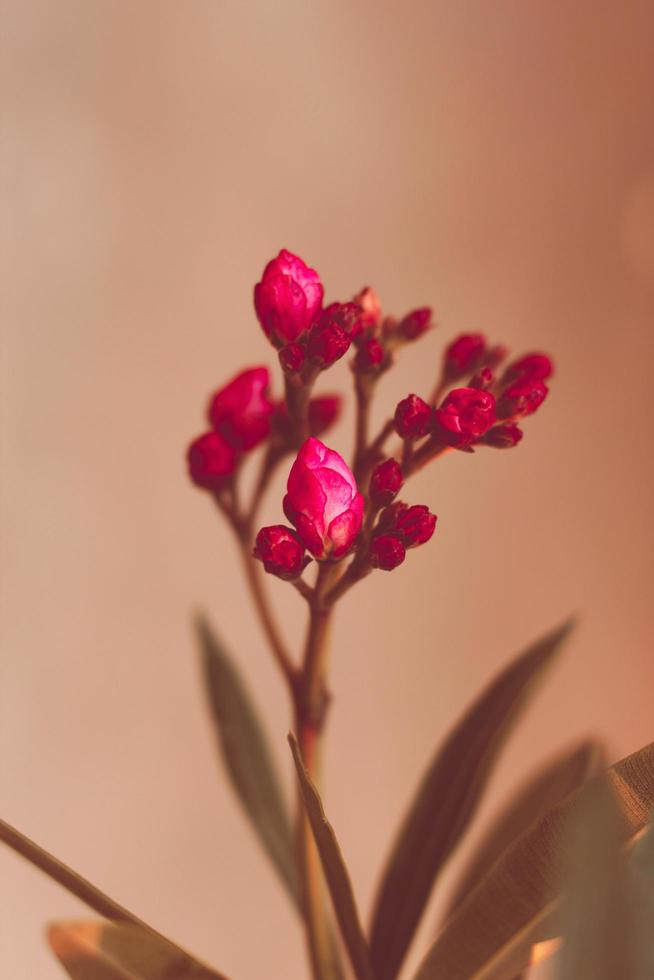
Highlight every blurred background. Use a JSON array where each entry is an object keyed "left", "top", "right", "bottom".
[{"left": 2, "top": 1, "right": 653, "bottom": 977}]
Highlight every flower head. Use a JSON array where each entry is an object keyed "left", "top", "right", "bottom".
[
  {"left": 284, "top": 438, "right": 364, "bottom": 559},
  {"left": 208, "top": 367, "right": 274, "bottom": 450},
  {"left": 254, "top": 525, "right": 308, "bottom": 580},
  {"left": 434, "top": 387, "right": 497, "bottom": 447},
  {"left": 254, "top": 249, "right": 323, "bottom": 346},
  {"left": 187, "top": 431, "right": 237, "bottom": 491},
  {"left": 444, "top": 333, "right": 486, "bottom": 378},
  {"left": 369, "top": 534, "right": 406, "bottom": 571},
  {"left": 497, "top": 378, "right": 548, "bottom": 419},
  {"left": 506, "top": 352, "right": 554, "bottom": 382},
  {"left": 397, "top": 307, "right": 433, "bottom": 341},
  {"left": 394, "top": 394, "right": 433, "bottom": 439},
  {"left": 370, "top": 459, "right": 404, "bottom": 506}
]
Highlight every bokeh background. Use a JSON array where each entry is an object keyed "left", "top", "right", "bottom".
[{"left": 2, "top": 2, "right": 654, "bottom": 977}]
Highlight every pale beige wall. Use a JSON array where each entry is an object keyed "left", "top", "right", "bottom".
[{"left": 2, "top": 2, "right": 653, "bottom": 978}]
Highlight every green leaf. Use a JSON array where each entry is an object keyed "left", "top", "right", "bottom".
[
  {"left": 369, "top": 618, "right": 574, "bottom": 980},
  {"left": 411, "top": 741, "right": 654, "bottom": 980},
  {"left": 289, "top": 734, "right": 374, "bottom": 980},
  {"left": 195, "top": 614, "right": 298, "bottom": 905},
  {"left": 443, "top": 738, "right": 606, "bottom": 923},
  {"left": 48, "top": 920, "right": 228, "bottom": 980}
]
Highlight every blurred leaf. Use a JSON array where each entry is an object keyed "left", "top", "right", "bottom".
[
  {"left": 369, "top": 619, "right": 573, "bottom": 980},
  {"left": 48, "top": 920, "right": 228, "bottom": 980},
  {"left": 289, "top": 734, "right": 374, "bottom": 980},
  {"left": 443, "top": 738, "right": 606, "bottom": 922},
  {"left": 196, "top": 614, "right": 298, "bottom": 904},
  {"left": 412, "top": 741, "right": 654, "bottom": 980}
]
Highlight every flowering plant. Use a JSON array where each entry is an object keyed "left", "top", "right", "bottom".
[{"left": 2, "top": 250, "right": 653, "bottom": 979}]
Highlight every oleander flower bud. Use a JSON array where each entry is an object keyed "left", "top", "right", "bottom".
[
  {"left": 369, "top": 534, "right": 406, "bottom": 571},
  {"left": 254, "top": 249, "right": 323, "bottom": 346},
  {"left": 319, "top": 302, "right": 365, "bottom": 341},
  {"left": 370, "top": 459, "right": 404, "bottom": 506},
  {"left": 434, "top": 387, "right": 497, "bottom": 446},
  {"left": 397, "top": 307, "right": 433, "bottom": 341},
  {"left": 307, "top": 321, "right": 351, "bottom": 367},
  {"left": 279, "top": 343, "right": 306, "bottom": 375},
  {"left": 506, "top": 352, "right": 554, "bottom": 382},
  {"left": 481, "top": 423, "right": 524, "bottom": 448},
  {"left": 393, "top": 504, "right": 437, "bottom": 547},
  {"left": 497, "top": 378, "right": 548, "bottom": 419},
  {"left": 444, "top": 333, "right": 486, "bottom": 378},
  {"left": 352, "top": 287, "right": 382, "bottom": 330},
  {"left": 208, "top": 367, "right": 274, "bottom": 450},
  {"left": 253, "top": 525, "right": 308, "bottom": 580},
  {"left": 187, "top": 431, "right": 237, "bottom": 491},
  {"left": 284, "top": 437, "right": 364, "bottom": 559},
  {"left": 394, "top": 394, "right": 433, "bottom": 439},
  {"left": 354, "top": 337, "right": 385, "bottom": 372}
]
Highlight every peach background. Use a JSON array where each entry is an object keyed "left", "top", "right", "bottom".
[{"left": 2, "top": 2, "right": 653, "bottom": 978}]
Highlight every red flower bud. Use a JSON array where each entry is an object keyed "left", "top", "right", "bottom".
[
  {"left": 497, "top": 378, "right": 548, "bottom": 419},
  {"left": 352, "top": 287, "right": 382, "bottom": 330},
  {"left": 279, "top": 343, "right": 306, "bottom": 375},
  {"left": 354, "top": 337, "right": 385, "bottom": 372},
  {"left": 394, "top": 394, "right": 433, "bottom": 439},
  {"left": 307, "top": 321, "right": 351, "bottom": 367},
  {"left": 397, "top": 307, "right": 433, "bottom": 341},
  {"left": 434, "top": 387, "right": 497, "bottom": 446},
  {"left": 253, "top": 525, "right": 308, "bottom": 580},
  {"left": 469, "top": 367, "right": 495, "bottom": 390},
  {"left": 308, "top": 395, "right": 342, "bottom": 437},
  {"left": 284, "top": 438, "right": 364, "bottom": 559},
  {"left": 187, "top": 431, "right": 237, "bottom": 491},
  {"left": 482, "top": 423, "right": 524, "bottom": 448},
  {"left": 208, "top": 367, "right": 274, "bottom": 451},
  {"left": 506, "top": 352, "right": 554, "bottom": 382},
  {"left": 444, "top": 333, "right": 486, "bottom": 377},
  {"left": 254, "top": 249, "right": 324, "bottom": 346},
  {"left": 393, "top": 503, "right": 437, "bottom": 547},
  {"left": 370, "top": 459, "right": 404, "bottom": 506},
  {"left": 319, "top": 302, "right": 365, "bottom": 340},
  {"left": 369, "top": 534, "right": 406, "bottom": 571}
]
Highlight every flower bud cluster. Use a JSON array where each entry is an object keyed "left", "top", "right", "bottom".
[{"left": 369, "top": 501, "right": 437, "bottom": 571}]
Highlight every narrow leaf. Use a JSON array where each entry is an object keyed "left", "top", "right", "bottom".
[
  {"left": 369, "top": 619, "right": 573, "bottom": 980},
  {"left": 443, "top": 738, "right": 606, "bottom": 921},
  {"left": 196, "top": 614, "right": 298, "bottom": 904},
  {"left": 412, "top": 741, "right": 654, "bottom": 980},
  {"left": 289, "top": 733, "right": 374, "bottom": 980},
  {"left": 48, "top": 920, "right": 228, "bottom": 980}
]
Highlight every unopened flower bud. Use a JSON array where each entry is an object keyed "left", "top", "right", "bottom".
[
  {"left": 434, "top": 387, "right": 497, "bottom": 447},
  {"left": 497, "top": 378, "right": 548, "bottom": 419},
  {"left": 394, "top": 504, "right": 437, "bottom": 547},
  {"left": 444, "top": 333, "right": 486, "bottom": 378},
  {"left": 279, "top": 343, "right": 306, "bottom": 375},
  {"left": 254, "top": 525, "right": 308, "bottom": 580},
  {"left": 254, "top": 249, "right": 323, "bottom": 346},
  {"left": 284, "top": 438, "right": 364, "bottom": 558},
  {"left": 370, "top": 459, "right": 404, "bottom": 506},
  {"left": 369, "top": 534, "right": 406, "bottom": 571},
  {"left": 307, "top": 321, "right": 351, "bottom": 367},
  {"left": 187, "top": 431, "right": 237, "bottom": 491},
  {"left": 319, "top": 302, "right": 365, "bottom": 341},
  {"left": 397, "top": 307, "right": 433, "bottom": 341},
  {"left": 506, "top": 352, "right": 554, "bottom": 382},
  {"left": 482, "top": 423, "right": 524, "bottom": 448},
  {"left": 208, "top": 367, "right": 274, "bottom": 450},
  {"left": 352, "top": 287, "right": 382, "bottom": 330},
  {"left": 394, "top": 394, "right": 433, "bottom": 439},
  {"left": 354, "top": 337, "right": 385, "bottom": 372},
  {"left": 469, "top": 367, "right": 494, "bottom": 390}
]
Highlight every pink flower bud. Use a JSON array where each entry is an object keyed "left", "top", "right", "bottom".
[
  {"left": 497, "top": 378, "right": 548, "bottom": 419},
  {"left": 284, "top": 437, "right": 364, "bottom": 559},
  {"left": 254, "top": 249, "right": 324, "bottom": 346},
  {"left": 393, "top": 504, "right": 437, "bottom": 547},
  {"left": 370, "top": 459, "right": 404, "bottom": 506},
  {"left": 187, "top": 431, "right": 237, "bottom": 491},
  {"left": 253, "top": 525, "right": 308, "bottom": 580},
  {"left": 308, "top": 395, "right": 342, "bottom": 437},
  {"left": 307, "top": 321, "right": 351, "bottom": 367},
  {"left": 506, "top": 352, "right": 554, "bottom": 382},
  {"left": 279, "top": 343, "right": 306, "bottom": 375},
  {"left": 369, "top": 534, "right": 406, "bottom": 571},
  {"left": 352, "top": 287, "right": 382, "bottom": 330},
  {"left": 208, "top": 367, "right": 274, "bottom": 451},
  {"left": 444, "top": 333, "right": 486, "bottom": 378},
  {"left": 354, "top": 337, "right": 385, "bottom": 372},
  {"left": 482, "top": 423, "right": 524, "bottom": 448},
  {"left": 394, "top": 394, "right": 433, "bottom": 439},
  {"left": 434, "top": 387, "right": 497, "bottom": 446},
  {"left": 397, "top": 307, "right": 433, "bottom": 341},
  {"left": 319, "top": 302, "right": 365, "bottom": 341}
]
